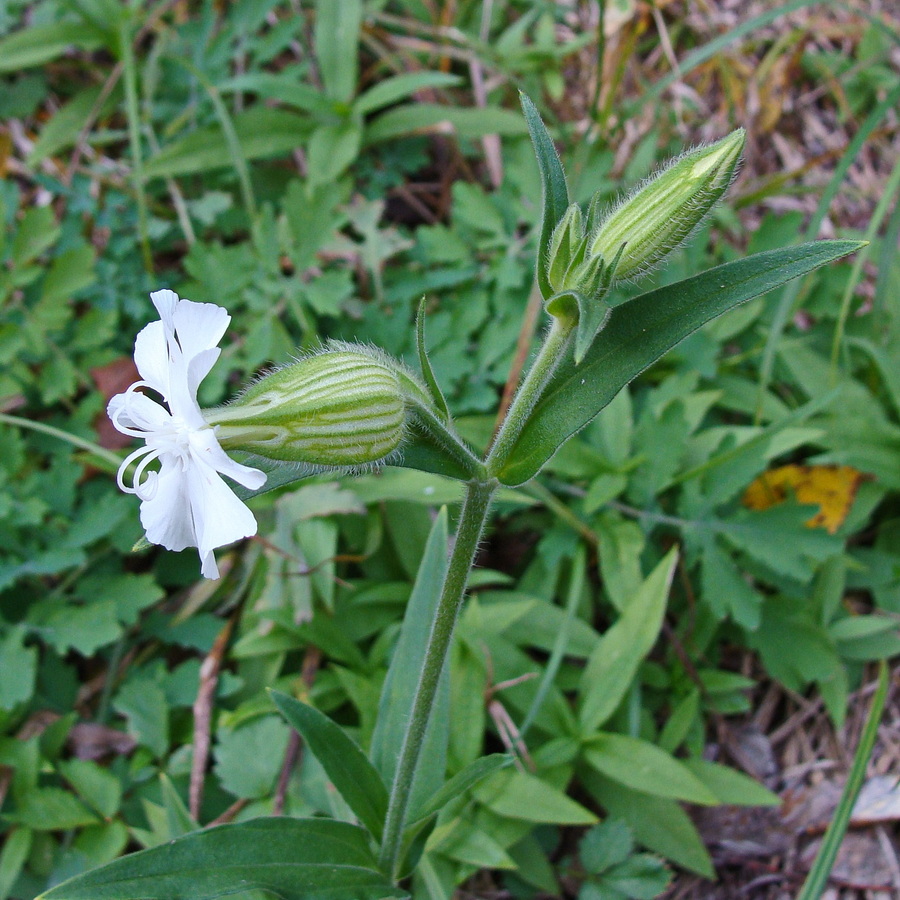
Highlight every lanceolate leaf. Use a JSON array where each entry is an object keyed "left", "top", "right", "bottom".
[
  {"left": 270, "top": 691, "right": 389, "bottom": 841},
  {"left": 579, "top": 549, "right": 677, "bottom": 734},
  {"left": 520, "top": 92, "right": 570, "bottom": 299},
  {"left": 371, "top": 510, "right": 451, "bottom": 811},
  {"left": 498, "top": 240, "right": 864, "bottom": 485},
  {"left": 38, "top": 818, "right": 407, "bottom": 900},
  {"left": 416, "top": 299, "right": 451, "bottom": 421},
  {"left": 407, "top": 754, "right": 513, "bottom": 827}
]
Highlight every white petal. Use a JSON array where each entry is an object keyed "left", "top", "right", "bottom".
[
  {"left": 190, "top": 429, "right": 267, "bottom": 490},
  {"left": 150, "top": 289, "right": 180, "bottom": 332},
  {"left": 139, "top": 458, "right": 196, "bottom": 552},
  {"left": 133, "top": 320, "right": 171, "bottom": 397},
  {"left": 185, "top": 347, "right": 222, "bottom": 407},
  {"left": 200, "top": 551, "right": 220, "bottom": 580},
  {"left": 186, "top": 460, "right": 258, "bottom": 564},
  {"left": 172, "top": 299, "right": 230, "bottom": 362},
  {"left": 108, "top": 390, "right": 171, "bottom": 434}
]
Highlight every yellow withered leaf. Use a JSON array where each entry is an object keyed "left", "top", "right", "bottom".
[{"left": 742, "top": 464, "right": 867, "bottom": 534}]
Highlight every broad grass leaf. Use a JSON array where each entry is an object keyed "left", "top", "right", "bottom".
[
  {"left": 578, "top": 549, "right": 677, "bottom": 733},
  {"left": 0, "top": 22, "right": 103, "bottom": 72},
  {"left": 430, "top": 817, "right": 516, "bottom": 869},
  {"left": 408, "top": 754, "right": 512, "bottom": 826},
  {"left": 583, "top": 734, "right": 718, "bottom": 805},
  {"left": 270, "top": 691, "right": 389, "bottom": 841},
  {"left": 354, "top": 72, "right": 462, "bottom": 117},
  {"left": 29, "top": 86, "right": 119, "bottom": 166},
  {"left": 679, "top": 759, "right": 780, "bottom": 807},
  {"left": 37, "top": 818, "right": 407, "bottom": 900},
  {"left": 474, "top": 769, "right": 597, "bottom": 825},
  {"left": 498, "top": 241, "right": 865, "bottom": 486},
  {"left": 144, "top": 108, "right": 312, "bottom": 179},
  {"left": 364, "top": 104, "right": 529, "bottom": 143},
  {"left": 314, "top": 0, "right": 362, "bottom": 103},
  {"left": 307, "top": 122, "right": 363, "bottom": 187}
]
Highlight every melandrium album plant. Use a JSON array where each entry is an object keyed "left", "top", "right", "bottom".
[{"left": 43, "top": 94, "right": 864, "bottom": 900}]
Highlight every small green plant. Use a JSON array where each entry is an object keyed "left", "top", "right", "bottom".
[
  {"left": 33, "top": 92, "right": 862, "bottom": 900},
  {"left": 576, "top": 819, "right": 670, "bottom": 900}
]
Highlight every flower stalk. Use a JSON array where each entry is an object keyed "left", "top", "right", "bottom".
[{"left": 377, "top": 476, "right": 498, "bottom": 880}]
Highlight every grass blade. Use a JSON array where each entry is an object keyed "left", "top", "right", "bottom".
[{"left": 796, "top": 661, "right": 889, "bottom": 900}]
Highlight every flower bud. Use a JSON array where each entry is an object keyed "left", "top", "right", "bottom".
[
  {"left": 590, "top": 129, "right": 745, "bottom": 280},
  {"left": 546, "top": 203, "right": 587, "bottom": 293},
  {"left": 205, "top": 351, "right": 406, "bottom": 466}
]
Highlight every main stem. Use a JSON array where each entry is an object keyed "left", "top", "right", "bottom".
[{"left": 378, "top": 477, "right": 497, "bottom": 879}]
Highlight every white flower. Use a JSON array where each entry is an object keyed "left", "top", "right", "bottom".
[{"left": 108, "top": 289, "right": 266, "bottom": 579}]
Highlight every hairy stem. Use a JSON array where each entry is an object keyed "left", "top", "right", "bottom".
[
  {"left": 378, "top": 477, "right": 497, "bottom": 879},
  {"left": 485, "top": 316, "right": 575, "bottom": 477}
]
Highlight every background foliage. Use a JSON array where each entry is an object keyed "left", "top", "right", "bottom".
[{"left": 0, "top": 0, "right": 898, "bottom": 897}]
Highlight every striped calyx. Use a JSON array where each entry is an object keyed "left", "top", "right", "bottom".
[
  {"left": 205, "top": 351, "right": 406, "bottom": 466},
  {"left": 590, "top": 129, "right": 745, "bottom": 281}
]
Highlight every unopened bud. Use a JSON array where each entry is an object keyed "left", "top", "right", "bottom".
[
  {"left": 590, "top": 129, "right": 745, "bottom": 280},
  {"left": 205, "top": 351, "right": 406, "bottom": 466},
  {"left": 546, "top": 204, "right": 587, "bottom": 293}
]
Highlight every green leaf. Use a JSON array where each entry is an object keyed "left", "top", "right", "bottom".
[
  {"left": 59, "top": 759, "right": 122, "bottom": 819},
  {"left": 520, "top": 92, "right": 569, "bottom": 300},
  {"left": 307, "top": 121, "right": 363, "bottom": 187},
  {"left": 216, "top": 72, "right": 332, "bottom": 116},
  {"left": 371, "top": 509, "right": 450, "bottom": 812},
  {"left": 408, "top": 754, "right": 513, "bottom": 826},
  {"left": 354, "top": 72, "right": 462, "bottom": 117},
  {"left": 721, "top": 504, "right": 841, "bottom": 582},
  {"left": 579, "top": 819, "right": 634, "bottom": 874},
  {"left": 416, "top": 299, "right": 451, "bottom": 421},
  {"left": 680, "top": 759, "right": 780, "bottom": 807},
  {"left": 270, "top": 690, "right": 389, "bottom": 840},
  {"left": 583, "top": 734, "right": 718, "bottom": 805},
  {"left": 798, "top": 662, "right": 889, "bottom": 900},
  {"left": 41, "top": 245, "right": 95, "bottom": 306},
  {"left": 0, "top": 625, "right": 36, "bottom": 710},
  {"left": 315, "top": 0, "right": 362, "bottom": 103},
  {"left": 581, "top": 770, "right": 714, "bottom": 879},
  {"left": 0, "top": 22, "right": 104, "bottom": 72},
  {"left": 144, "top": 108, "right": 312, "bottom": 179},
  {"left": 498, "top": 241, "right": 865, "bottom": 485},
  {"left": 113, "top": 678, "right": 169, "bottom": 758},
  {"left": 701, "top": 538, "right": 763, "bottom": 629},
  {"left": 29, "top": 85, "right": 119, "bottom": 166},
  {"left": 365, "top": 104, "right": 529, "bottom": 144},
  {"left": 159, "top": 774, "right": 198, "bottom": 837},
  {"left": 0, "top": 827, "right": 31, "bottom": 900},
  {"left": 38, "top": 818, "right": 408, "bottom": 900},
  {"left": 8, "top": 786, "right": 99, "bottom": 830},
  {"left": 602, "top": 854, "right": 671, "bottom": 899},
  {"left": 214, "top": 715, "right": 290, "bottom": 800},
  {"left": 475, "top": 769, "right": 597, "bottom": 825},
  {"left": 11, "top": 206, "right": 59, "bottom": 267},
  {"left": 579, "top": 550, "right": 677, "bottom": 733}
]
